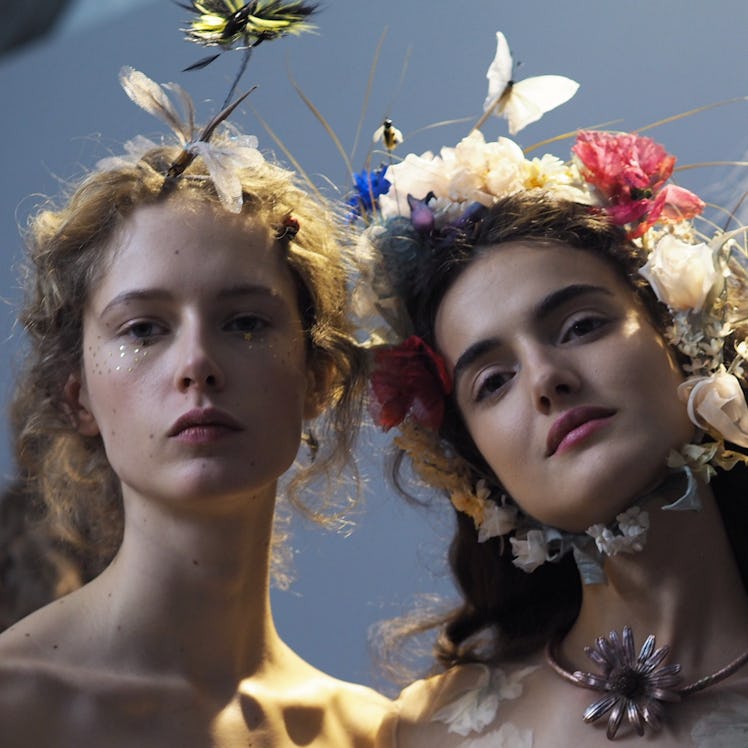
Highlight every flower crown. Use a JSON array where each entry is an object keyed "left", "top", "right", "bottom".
[{"left": 353, "top": 31, "right": 748, "bottom": 574}]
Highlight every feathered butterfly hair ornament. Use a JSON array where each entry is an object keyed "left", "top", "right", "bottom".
[{"left": 100, "top": 67, "right": 264, "bottom": 214}]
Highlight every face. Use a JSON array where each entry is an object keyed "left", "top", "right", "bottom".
[
  {"left": 435, "top": 241, "right": 695, "bottom": 532},
  {"left": 73, "top": 197, "right": 313, "bottom": 511}
]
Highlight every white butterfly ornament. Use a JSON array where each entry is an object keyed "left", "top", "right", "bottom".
[{"left": 483, "top": 31, "right": 579, "bottom": 135}]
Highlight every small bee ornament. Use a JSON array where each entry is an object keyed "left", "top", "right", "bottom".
[{"left": 372, "top": 118, "right": 403, "bottom": 152}]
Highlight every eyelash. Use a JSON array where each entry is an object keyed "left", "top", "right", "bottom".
[
  {"left": 471, "top": 314, "right": 611, "bottom": 402},
  {"left": 559, "top": 313, "right": 610, "bottom": 343},
  {"left": 120, "top": 320, "right": 166, "bottom": 346},
  {"left": 117, "top": 314, "right": 270, "bottom": 345},
  {"left": 224, "top": 314, "right": 270, "bottom": 335},
  {"left": 474, "top": 369, "right": 515, "bottom": 402}
]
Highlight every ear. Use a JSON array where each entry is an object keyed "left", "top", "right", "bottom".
[
  {"left": 303, "top": 360, "right": 334, "bottom": 420},
  {"left": 64, "top": 373, "right": 100, "bottom": 437}
]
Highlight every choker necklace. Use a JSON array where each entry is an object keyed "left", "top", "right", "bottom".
[{"left": 545, "top": 626, "right": 748, "bottom": 740}]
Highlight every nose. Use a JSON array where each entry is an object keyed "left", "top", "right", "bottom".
[
  {"left": 174, "top": 321, "right": 225, "bottom": 393},
  {"left": 525, "top": 346, "right": 581, "bottom": 414}
]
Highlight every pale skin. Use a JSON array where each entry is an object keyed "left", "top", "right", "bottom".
[
  {"left": 0, "top": 198, "right": 390, "bottom": 747},
  {"left": 390, "top": 243, "right": 748, "bottom": 747}
]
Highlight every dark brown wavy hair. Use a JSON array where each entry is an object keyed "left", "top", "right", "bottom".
[{"left": 373, "top": 191, "right": 748, "bottom": 680}]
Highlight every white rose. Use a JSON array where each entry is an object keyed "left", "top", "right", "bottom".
[
  {"left": 639, "top": 235, "right": 718, "bottom": 312},
  {"left": 443, "top": 132, "right": 525, "bottom": 203},
  {"left": 443, "top": 135, "right": 489, "bottom": 204},
  {"left": 482, "top": 137, "right": 526, "bottom": 196},
  {"left": 379, "top": 151, "right": 441, "bottom": 218},
  {"left": 446, "top": 165, "right": 486, "bottom": 205},
  {"left": 679, "top": 370, "right": 748, "bottom": 447},
  {"left": 450, "top": 132, "right": 486, "bottom": 170}
]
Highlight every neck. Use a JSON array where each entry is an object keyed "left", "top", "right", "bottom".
[
  {"left": 81, "top": 482, "right": 291, "bottom": 689},
  {"left": 562, "top": 480, "right": 748, "bottom": 678}
]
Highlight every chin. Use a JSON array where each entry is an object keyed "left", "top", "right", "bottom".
[
  {"left": 539, "top": 476, "right": 661, "bottom": 534},
  {"left": 124, "top": 467, "right": 281, "bottom": 507}
]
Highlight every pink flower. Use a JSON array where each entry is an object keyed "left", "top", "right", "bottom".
[
  {"left": 658, "top": 184, "right": 705, "bottom": 222},
  {"left": 572, "top": 131, "right": 703, "bottom": 237},
  {"left": 369, "top": 336, "right": 452, "bottom": 431},
  {"left": 573, "top": 131, "right": 674, "bottom": 199}
]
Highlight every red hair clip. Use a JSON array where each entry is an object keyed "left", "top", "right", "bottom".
[{"left": 276, "top": 215, "right": 300, "bottom": 241}]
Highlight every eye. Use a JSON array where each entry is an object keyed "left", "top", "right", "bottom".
[
  {"left": 120, "top": 320, "right": 166, "bottom": 345},
  {"left": 560, "top": 314, "right": 609, "bottom": 343},
  {"left": 224, "top": 314, "right": 269, "bottom": 335},
  {"left": 474, "top": 368, "right": 514, "bottom": 402}
]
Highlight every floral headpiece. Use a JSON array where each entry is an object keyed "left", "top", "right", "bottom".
[{"left": 350, "top": 31, "right": 748, "bottom": 576}]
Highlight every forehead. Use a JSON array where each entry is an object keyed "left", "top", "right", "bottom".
[
  {"left": 435, "top": 241, "right": 634, "bottom": 348},
  {"left": 90, "top": 198, "right": 295, "bottom": 307}
]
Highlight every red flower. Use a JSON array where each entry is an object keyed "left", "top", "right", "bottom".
[
  {"left": 573, "top": 131, "right": 703, "bottom": 237},
  {"left": 370, "top": 336, "right": 452, "bottom": 431}
]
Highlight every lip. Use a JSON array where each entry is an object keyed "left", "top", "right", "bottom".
[
  {"left": 546, "top": 406, "right": 616, "bottom": 457},
  {"left": 168, "top": 407, "right": 243, "bottom": 440}
]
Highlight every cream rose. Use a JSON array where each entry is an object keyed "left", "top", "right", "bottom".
[
  {"left": 441, "top": 132, "right": 525, "bottom": 206},
  {"left": 639, "top": 235, "right": 718, "bottom": 312},
  {"left": 679, "top": 369, "right": 748, "bottom": 447},
  {"left": 480, "top": 136, "right": 526, "bottom": 195}
]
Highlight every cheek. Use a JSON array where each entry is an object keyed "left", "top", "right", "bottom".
[
  {"left": 84, "top": 338, "right": 152, "bottom": 382},
  {"left": 599, "top": 337, "right": 694, "bottom": 456},
  {"left": 464, "top": 404, "right": 525, "bottom": 481},
  {"left": 625, "top": 339, "right": 685, "bottom": 404},
  {"left": 113, "top": 341, "right": 151, "bottom": 372},
  {"left": 246, "top": 344, "right": 307, "bottom": 407},
  {"left": 82, "top": 341, "right": 157, "bottom": 432}
]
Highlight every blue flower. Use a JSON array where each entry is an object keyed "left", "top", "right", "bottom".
[{"left": 347, "top": 166, "right": 391, "bottom": 219}]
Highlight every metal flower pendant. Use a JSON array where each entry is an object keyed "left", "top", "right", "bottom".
[{"left": 572, "top": 626, "right": 683, "bottom": 739}]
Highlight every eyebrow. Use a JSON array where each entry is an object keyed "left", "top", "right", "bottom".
[
  {"left": 452, "top": 283, "right": 613, "bottom": 387},
  {"left": 99, "top": 283, "right": 280, "bottom": 317}
]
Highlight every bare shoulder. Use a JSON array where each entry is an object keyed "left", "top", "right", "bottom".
[
  {"left": 0, "top": 599, "right": 121, "bottom": 746},
  {"left": 0, "top": 601, "right": 74, "bottom": 706},
  {"left": 284, "top": 670, "right": 394, "bottom": 745},
  {"left": 0, "top": 653, "right": 81, "bottom": 747},
  {"left": 384, "top": 663, "right": 493, "bottom": 748},
  {"left": 396, "top": 663, "right": 492, "bottom": 723}
]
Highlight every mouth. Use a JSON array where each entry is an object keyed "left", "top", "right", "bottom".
[
  {"left": 546, "top": 406, "right": 616, "bottom": 457},
  {"left": 168, "top": 408, "right": 243, "bottom": 438}
]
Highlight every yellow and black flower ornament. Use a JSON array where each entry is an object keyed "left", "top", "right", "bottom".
[{"left": 180, "top": 0, "right": 318, "bottom": 67}]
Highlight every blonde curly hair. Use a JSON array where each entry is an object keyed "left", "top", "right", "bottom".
[{"left": 11, "top": 142, "right": 366, "bottom": 580}]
